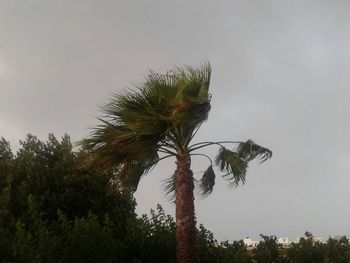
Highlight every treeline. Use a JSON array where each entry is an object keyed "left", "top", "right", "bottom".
[{"left": 0, "top": 134, "right": 349, "bottom": 262}]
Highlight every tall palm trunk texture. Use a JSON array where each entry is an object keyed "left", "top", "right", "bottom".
[{"left": 175, "top": 152, "right": 198, "bottom": 263}]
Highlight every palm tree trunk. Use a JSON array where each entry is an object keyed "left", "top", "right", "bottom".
[{"left": 175, "top": 152, "right": 198, "bottom": 263}]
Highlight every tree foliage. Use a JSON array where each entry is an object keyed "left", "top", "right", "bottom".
[
  {"left": 0, "top": 134, "right": 135, "bottom": 262},
  {"left": 254, "top": 235, "right": 282, "bottom": 263},
  {"left": 0, "top": 135, "right": 348, "bottom": 263}
]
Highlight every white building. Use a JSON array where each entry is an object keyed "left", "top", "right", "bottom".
[
  {"left": 314, "top": 237, "right": 326, "bottom": 243},
  {"left": 294, "top": 236, "right": 326, "bottom": 244},
  {"left": 243, "top": 238, "right": 258, "bottom": 249},
  {"left": 278, "top": 237, "right": 290, "bottom": 247}
]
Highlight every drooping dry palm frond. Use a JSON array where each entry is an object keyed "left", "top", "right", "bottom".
[{"left": 199, "top": 165, "right": 216, "bottom": 195}]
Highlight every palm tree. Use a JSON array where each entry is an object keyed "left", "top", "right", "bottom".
[{"left": 84, "top": 63, "right": 272, "bottom": 263}]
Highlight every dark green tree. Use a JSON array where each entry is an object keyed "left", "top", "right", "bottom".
[
  {"left": 324, "top": 236, "right": 350, "bottom": 263},
  {"left": 213, "top": 240, "right": 253, "bottom": 263},
  {"left": 0, "top": 134, "right": 135, "bottom": 262},
  {"left": 1, "top": 134, "right": 134, "bottom": 224},
  {"left": 0, "top": 138, "right": 13, "bottom": 192},
  {"left": 84, "top": 63, "right": 272, "bottom": 263},
  {"left": 254, "top": 235, "right": 282, "bottom": 263},
  {"left": 124, "top": 204, "right": 176, "bottom": 263},
  {"left": 286, "top": 235, "right": 325, "bottom": 263}
]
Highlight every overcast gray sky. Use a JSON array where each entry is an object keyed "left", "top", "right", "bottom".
[{"left": 1, "top": 0, "right": 350, "bottom": 241}]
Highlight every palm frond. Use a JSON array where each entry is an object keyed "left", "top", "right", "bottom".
[
  {"left": 85, "top": 125, "right": 159, "bottom": 168},
  {"left": 214, "top": 141, "right": 272, "bottom": 187},
  {"left": 116, "top": 159, "right": 157, "bottom": 192},
  {"left": 215, "top": 147, "right": 248, "bottom": 187},
  {"left": 236, "top": 140, "right": 272, "bottom": 163},
  {"left": 199, "top": 165, "right": 216, "bottom": 195},
  {"left": 173, "top": 62, "right": 211, "bottom": 99},
  {"left": 144, "top": 63, "right": 212, "bottom": 131},
  {"left": 163, "top": 172, "right": 176, "bottom": 200},
  {"left": 102, "top": 90, "right": 169, "bottom": 137}
]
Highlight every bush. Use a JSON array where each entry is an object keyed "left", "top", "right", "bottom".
[{"left": 1, "top": 134, "right": 350, "bottom": 262}]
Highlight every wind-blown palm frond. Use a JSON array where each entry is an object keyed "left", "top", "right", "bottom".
[
  {"left": 116, "top": 160, "right": 156, "bottom": 192},
  {"left": 163, "top": 172, "right": 176, "bottom": 200},
  {"left": 236, "top": 140, "right": 272, "bottom": 162},
  {"left": 199, "top": 165, "right": 216, "bottom": 195},
  {"left": 214, "top": 141, "right": 272, "bottom": 187},
  {"left": 215, "top": 148, "right": 248, "bottom": 187},
  {"left": 145, "top": 62, "right": 212, "bottom": 131}
]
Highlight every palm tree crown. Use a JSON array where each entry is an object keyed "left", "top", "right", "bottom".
[{"left": 85, "top": 63, "right": 271, "bottom": 193}]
